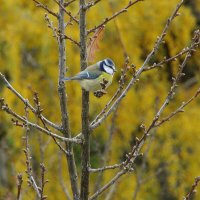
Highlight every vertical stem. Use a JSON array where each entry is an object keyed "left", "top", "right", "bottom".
[
  {"left": 58, "top": 0, "right": 79, "bottom": 199},
  {"left": 79, "top": 0, "right": 90, "bottom": 200}
]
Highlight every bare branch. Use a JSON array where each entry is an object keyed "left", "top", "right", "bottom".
[
  {"left": 0, "top": 98, "right": 81, "bottom": 143},
  {"left": 32, "top": 0, "right": 58, "bottom": 18},
  {"left": 64, "top": 0, "right": 77, "bottom": 7},
  {"left": 39, "top": 163, "right": 48, "bottom": 200},
  {"left": 45, "top": 14, "right": 60, "bottom": 42},
  {"left": 17, "top": 173, "right": 23, "bottom": 200},
  {"left": 63, "top": 34, "right": 80, "bottom": 46},
  {"left": 156, "top": 54, "right": 192, "bottom": 118},
  {"left": 90, "top": 0, "right": 188, "bottom": 130},
  {"left": 89, "top": 169, "right": 127, "bottom": 200},
  {"left": 23, "top": 104, "right": 41, "bottom": 198},
  {"left": 155, "top": 88, "right": 200, "bottom": 127},
  {"left": 65, "top": 10, "right": 80, "bottom": 28},
  {"left": 119, "top": 44, "right": 197, "bottom": 183},
  {"left": 53, "top": 0, "right": 79, "bottom": 24},
  {"left": 33, "top": 92, "right": 72, "bottom": 155},
  {"left": 184, "top": 176, "right": 200, "bottom": 200},
  {"left": 57, "top": 0, "right": 79, "bottom": 199},
  {"left": 89, "top": 163, "right": 122, "bottom": 173},
  {"left": 86, "top": 0, "right": 102, "bottom": 10},
  {"left": 144, "top": 44, "right": 199, "bottom": 71},
  {"left": 122, "top": 50, "right": 193, "bottom": 170},
  {"left": 0, "top": 72, "right": 61, "bottom": 131},
  {"left": 145, "top": 29, "right": 200, "bottom": 71},
  {"left": 44, "top": 14, "right": 80, "bottom": 46},
  {"left": 89, "top": 3, "right": 197, "bottom": 197},
  {"left": 87, "top": 0, "right": 143, "bottom": 34}
]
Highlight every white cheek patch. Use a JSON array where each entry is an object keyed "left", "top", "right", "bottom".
[{"left": 104, "top": 65, "right": 114, "bottom": 75}]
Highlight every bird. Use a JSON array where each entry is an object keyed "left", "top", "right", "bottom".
[{"left": 63, "top": 58, "right": 117, "bottom": 92}]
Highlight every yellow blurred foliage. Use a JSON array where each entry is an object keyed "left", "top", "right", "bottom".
[{"left": 0, "top": 0, "right": 200, "bottom": 199}]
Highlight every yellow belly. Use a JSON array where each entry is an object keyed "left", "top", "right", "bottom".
[{"left": 79, "top": 73, "right": 113, "bottom": 92}]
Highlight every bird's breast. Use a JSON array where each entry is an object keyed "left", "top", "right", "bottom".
[{"left": 79, "top": 72, "right": 113, "bottom": 92}]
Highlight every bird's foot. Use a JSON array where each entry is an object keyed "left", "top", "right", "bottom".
[
  {"left": 93, "top": 90, "right": 107, "bottom": 98},
  {"left": 93, "top": 79, "right": 109, "bottom": 98},
  {"left": 100, "top": 78, "right": 109, "bottom": 90}
]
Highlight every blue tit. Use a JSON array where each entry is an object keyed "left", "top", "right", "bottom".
[{"left": 63, "top": 58, "right": 117, "bottom": 92}]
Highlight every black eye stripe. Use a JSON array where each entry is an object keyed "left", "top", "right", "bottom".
[{"left": 103, "top": 61, "right": 113, "bottom": 68}]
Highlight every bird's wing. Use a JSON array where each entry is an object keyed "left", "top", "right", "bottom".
[{"left": 71, "top": 70, "right": 101, "bottom": 80}]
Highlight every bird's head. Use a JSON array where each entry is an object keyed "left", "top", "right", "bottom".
[{"left": 98, "top": 58, "right": 117, "bottom": 75}]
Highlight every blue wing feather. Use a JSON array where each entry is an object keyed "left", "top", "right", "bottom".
[{"left": 67, "top": 71, "right": 100, "bottom": 80}]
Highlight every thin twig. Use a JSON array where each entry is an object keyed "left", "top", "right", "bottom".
[
  {"left": 53, "top": 0, "right": 79, "bottom": 24},
  {"left": 89, "top": 169, "right": 127, "bottom": 200},
  {"left": 86, "top": 0, "right": 102, "bottom": 10},
  {"left": 65, "top": 10, "right": 80, "bottom": 28},
  {"left": 89, "top": 3, "right": 196, "bottom": 198},
  {"left": 0, "top": 98, "right": 81, "bottom": 143},
  {"left": 45, "top": 13, "right": 80, "bottom": 46},
  {"left": 123, "top": 49, "right": 193, "bottom": 170},
  {"left": 45, "top": 14, "right": 59, "bottom": 43},
  {"left": 155, "top": 88, "right": 200, "bottom": 127},
  {"left": 184, "top": 176, "right": 200, "bottom": 200},
  {"left": 33, "top": 92, "right": 72, "bottom": 155},
  {"left": 87, "top": 0, "right": 143, "bottom": 34},
  {"left": 17, "top": 173, "right": 23, "bottom": 200},
  {"left": 114, "top": 51, "right": 197, "bottom": 198},
  {"left": 90, "top": 0, "right": 187, "bottom": 131},
  {"left": 32, "top": 0, "right": 58, "bottom": 18},
  {"left": 39, "top": 163, "right": 48, "bottom": 200},
  {"left": 24, "top": 103, "right": 41, "bottom": 198},
  {"left": 144, "top": 41, "right": 200, "bottom": 71},
  {"left": 64, "top": 0, "right": 76, "bottom": 7},
  {"left": 63, "top": 34, "right": 80, "bottom": 46},
  {"left": 89, "top": 163, "right": 122, "bottom": 173},
  {"left": 0, "top": 72, "right": 61, "bottom": 131}
]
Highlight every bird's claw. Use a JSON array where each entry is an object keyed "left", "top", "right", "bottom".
[
  {"left": 93, "top": 78, "right": 109, "bottom": 98},
  {"left": 93, "top": 90, "right": 107, "bottom": 98}
]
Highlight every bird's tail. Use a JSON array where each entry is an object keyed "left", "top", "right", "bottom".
[
  {"left": 63, "top": 77, "right": 72, "bottom": 81},
  {"left": 63, "top": 76, "right": 80, "bottom": 81}
]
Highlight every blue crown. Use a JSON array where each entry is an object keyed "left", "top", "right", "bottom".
[{"left": 104, "top": 58, "right": 115, "bottom": 67}]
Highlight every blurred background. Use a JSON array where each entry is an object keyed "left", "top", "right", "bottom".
[{"left": 0, "top": 0, "right": 200, "bottom": 199}]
